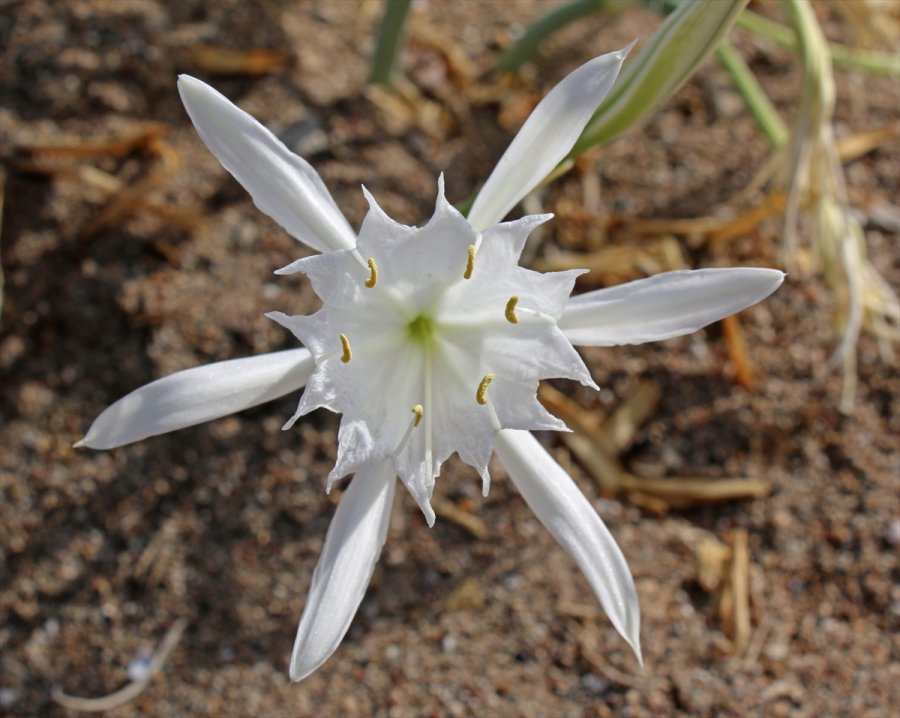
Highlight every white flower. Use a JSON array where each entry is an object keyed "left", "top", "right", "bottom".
[
  {"left": 267, "top": 177, "right": 595, "bottom": 525},
  {"left": 78, "top": 48, "right": 785, "bottom": 682}
]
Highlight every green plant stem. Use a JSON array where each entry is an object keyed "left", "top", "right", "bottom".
[
  {"left": 737, "top": 10, "right": 900, "bottom": 77},
  {"left": 495, "top": 0, "right": 607, "bottom": 73},
  {"left": 456, "top": 193, "right": 475, "bottom": 218},
  {"left": 369, "top": 0, "right": 412, "bottom": 86},
  {"left": 716, "top": 41, "right": 788, "bottom": 148}
]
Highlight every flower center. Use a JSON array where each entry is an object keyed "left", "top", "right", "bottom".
[{"left": 406, "top": 313, "right": 435, "bottom": 348}]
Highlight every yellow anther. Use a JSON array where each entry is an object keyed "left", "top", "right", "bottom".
[
  {"left": 464, "top": 244, "right": 476, "bottom": 279},
  {"left": 505, "top": 296, "right": 520, "bottom": 324},
  {"left": 364, "top": 258, "right": 378, "bottom": 288},
  {"left": 476, "top": 373, "right": 495, "bottom": 405},
  {"left": 412, "top": 404, "right": 424, "bottom": 427},
  {"left": 339, "top": 333, "right": 352, "bottom": 363}
]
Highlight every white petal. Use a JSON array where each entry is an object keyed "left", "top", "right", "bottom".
[
  {"left": 494, "top": 429, "right": 642, "bottom": 663},
  {"left": 290, "top": 460, "right": 396, "bottom": 681},
  {"left": 560, "top": 268, "right": 786, "bottom": 346},
  {"left": 77, "top": 349, "right": 314, "bottom": 449},
  {"left": 466, "top": 48, "right": 630, "bottom": 232},
  {"left": 177, "top": 75, "right": 356, "bottom": 254}
]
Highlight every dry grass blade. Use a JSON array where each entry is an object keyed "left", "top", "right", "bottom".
[
  {"left": 557, "top": 600, "right": 601, "bottom": 619},
  {"left": 708, "top": 192, "right": 786, "bottom": 246},
  {"left": 538, "top": 383, "right": 624, "bottom": 490},
  {"left": 836, "top": 123, "right": 900, "bottom": 163},
  {"left": 695, "top": 536, "right": 731, "bottom": 593},
  {"left": 134, "top": 515, "right": 181, "bottom": 586},
  {"left": 541, "top": 381, "right": 771, "bottom": 508},
  {"left": 728, "top": 528, "right": 751, "bottom": 655},
  {"left": 577, "top": 633, "right": 647, "bottom": 689},
  {"left": 534, "top": 240, "right": 686, "bottom": 285},
  {"left": 619, "top": 474, "right": 771, "bottom": 507},
  {"left": 832, "top": 0, "right": 900, "bottom": 49},
  {"left": 79, "top": 138, "right": 182, "bottom": 239},
  {"left": 15, "top": 126, "right": 196, "bottom": 242},
  {"left": 79, "top": 164, "right": 169, "bottom": 239},
  {"left": 539, "top": 384, "right": 606, "bottom": 441},
  {"left": 431, "top": 496, "right": 488, "bottom": 540},
  {"left": 692, "top": 531, "right": 754, "bottom": 656},
  {"left": 407, "top": 22, "right": 476, "bottom": 85},
  {"left": 622, "top": 489, "right": 670, "bottom": 516},
  {"left": 16, "top": 123, "right": 168, "bottom": 160},
  {"left": 623, "top": 216, "right": 726, "bottom": 237},
  {"left": 743, "top": 614, "right": 772, "bottom": 668},
  {"left": 599, "top": 380, "right": 662, "bottom": 453},
  {"left": 613, "top": 126, "right": 896, "bottom": 250},
  {"left": 10, "top": 162, "right": 124, "bottom": 195},
  {"left": 365, "top": 78, "right": 456, "bottom": 140},
  {"left": 189, "top": 45, "right": 291, "bottom": 76},
  {"left": 694, "top": 528, "right": 765, "bottom": 660},
  {"left": 622, "top": 192, "right": 787, "bottom": 247},
  {"left": 722, "top": 314, "right": 754, "bottom": 389},
  {"left": 51, "top": 618, "right": 188, "bottom": 713},
  {"left": 560, "top": 431, "right": 626, "bottom": 492},
  {"left": 444, "top": 577, "right": 485, "bottom": 612}
]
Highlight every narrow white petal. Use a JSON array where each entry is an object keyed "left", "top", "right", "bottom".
[
  {"left": 77, "top": 349, "right": 314, "bottom": 449},
  {"left": 466, "top": 48, "right": 630, "bottom": 232},
  {"left": 494, "top": 430, "right": 642, "bottom": 663},
  {"left": 290, "top": 460, "right": 396, "bottom": 681},
  {"left": 560, "top": 268, "right": 785, "bottom": 346},
  {"left": 177, "top": 75, "right": 356, "bottom": 254}
]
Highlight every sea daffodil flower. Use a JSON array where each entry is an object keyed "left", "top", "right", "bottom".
[{"left": 78, "top": 47, "right": 784, "bottom": 681}]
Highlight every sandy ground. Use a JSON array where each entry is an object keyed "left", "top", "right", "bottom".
[{"left": 1, "top": 1, "right": 898, "bottom": 716}]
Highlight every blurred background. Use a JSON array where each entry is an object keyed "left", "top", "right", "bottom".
[{"left": 0, "top": 1, "right": 897, "bottom": 716}]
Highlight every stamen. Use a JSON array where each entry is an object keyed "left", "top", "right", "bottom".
[
  {"left": 476, "top": 373, "right": 495, "bottom": 405},
  {"left": 364, "top": 258, "right": 378, "bottom": 288},
  {"left": 464, "top": 244, "right": 476, "bottom": 279},
  {"left": 505, "top": 296, "right": 520, "bottom": 324},
  {"left": 391, "top": 403, "right": 426, "bottom": 459},
  {"left": 518, "top": 306, "right": 556, "bottom": 324},
  {"left": 339, "top": 333, "right": 352, "bottom": 363}
]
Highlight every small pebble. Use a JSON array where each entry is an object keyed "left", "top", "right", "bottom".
[
  {"left": 580, "top": 673, "right": 610, "bottom": 696},
  {"left": 127, "top": 651, "right": 152, "bottom": 681},
  {"left": 884, "top": 518, "right": 900, "bottom": 547}
]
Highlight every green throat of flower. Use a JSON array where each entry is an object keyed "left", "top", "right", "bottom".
[{"left": 406, "top": 314, "right": 435, "bottom": 348}]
